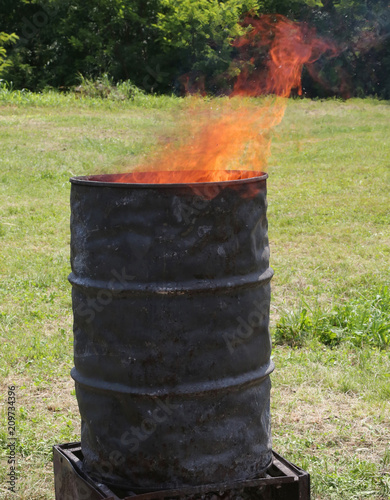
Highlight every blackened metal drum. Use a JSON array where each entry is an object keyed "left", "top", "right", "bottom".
[{"left": 69, "top": 171, "right": 274, "bottom": 492}]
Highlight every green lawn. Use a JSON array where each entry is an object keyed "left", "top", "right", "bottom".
[{"left": 0, "top": 92, "right": 389, "bottom": 499}]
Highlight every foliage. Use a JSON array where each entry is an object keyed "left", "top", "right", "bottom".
[
  {"left": 154, "top": 0, "right": 260, "bottom": 92},
  {"left": 0, "top": 0, "right": 162, "bottom": 90},
  {"left": 0, "top": 78, "right": 177, "bottom": 110},
  {"left": 274, "top": 287, "right": 390, "bottom": 349},
  {"left": 301, "top": 0, "right": 390, "bottom": 98},
  {"left": 0, "top": 32, "right": 18, "bottom": 75},
  {"left": 0, "top": 0, "right": 390, "bottom": 96},
  {"left": 74, "top": 73, "right": 145, "bottom": 100}
]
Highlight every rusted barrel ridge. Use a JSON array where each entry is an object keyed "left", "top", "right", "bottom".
[{"left": 69, "top": 171, "right": 274, "bottom": 492}]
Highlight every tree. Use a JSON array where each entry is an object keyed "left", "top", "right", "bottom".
[
  {"left": 154, "top": 0, "right": 261, "bottom": 92},
  {"left": 301, "top": 0, "right": 390, "bottom": 98},
  {"left": 1, "top": 0, "right": 162, "bottom": 90},
  {"left": 50, "top": 0, "right": 161, "bottom": 87},
  {"left": 0, "top": 0, "right": 389, "bottom": 97}
]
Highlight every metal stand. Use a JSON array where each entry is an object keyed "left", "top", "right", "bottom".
[{"left": 53, "top": 443, "right": 310, "bottom": 500}]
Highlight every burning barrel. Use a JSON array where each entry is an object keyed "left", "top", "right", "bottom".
[{"left": 69, "top": 171, "right": 274, "bottom": 492}]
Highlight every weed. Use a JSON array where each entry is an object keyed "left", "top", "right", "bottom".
[
  {"left": 274, "top": 287, "right": 390, "bottom": 349},
  {"left": 74, "top": 73, "right": 145, "bottom": 101}
]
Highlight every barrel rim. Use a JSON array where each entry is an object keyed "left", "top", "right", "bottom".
[{"left": 69, "top": 171, "right": 268, "bottom": 189}]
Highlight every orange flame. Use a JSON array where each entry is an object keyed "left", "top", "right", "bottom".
[{"left": 114, "top": 15, "right": 338, "bottom": 186}]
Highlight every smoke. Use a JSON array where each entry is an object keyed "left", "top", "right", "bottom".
[{"left": 300, "top": 3, "right": 390, "bottom": 97}]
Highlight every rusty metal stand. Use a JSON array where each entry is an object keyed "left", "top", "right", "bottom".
[{"left": 53, "top": 443, "right": 310, "bottom": 500}]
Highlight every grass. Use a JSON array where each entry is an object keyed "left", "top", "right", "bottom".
[
  {"left": 0, "top": 91, "right": 389, "bottom": 499},
  {"left": 272, "top": 343, "right": 390, "bottom": 499},
  {"left": 275, "top": 286, "right": 390, "bottom": 348},
  {"left": 0, "top": 79, "right": 180, "bottom": 110}
]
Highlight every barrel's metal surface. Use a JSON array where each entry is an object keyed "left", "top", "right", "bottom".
[{"left": 69, "top": 171, "right": 274, "bottom": 492}]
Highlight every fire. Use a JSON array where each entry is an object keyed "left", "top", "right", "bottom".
[
  {"left": 102, "top": 170, "right": 260, "bottom": 184},
  {"left": 113, "top": 15, "right": 338, "bottom": 186}
]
